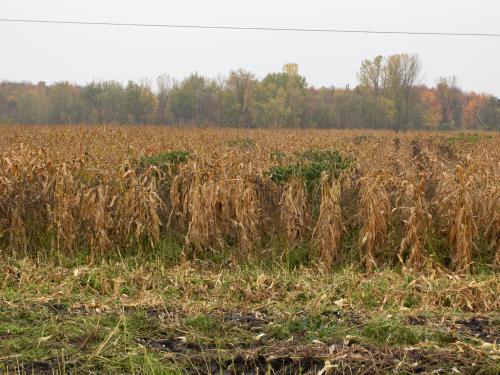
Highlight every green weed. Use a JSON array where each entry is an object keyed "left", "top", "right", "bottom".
[
  {"left": 266, "top": 149, "right": 351, "bottom": 190},
  {"left": 226, "top": 138, "right": 256, "bottom": 149},
  {"left": 139, "top": 150, "right": 190, "bottom": 171},
  {"left": 448, "top": 132, "right": 481, "bottom": 145}
]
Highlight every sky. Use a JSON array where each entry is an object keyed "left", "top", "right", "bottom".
[{"left": 1, "top": 0, "right": 500, "bottom": 95}]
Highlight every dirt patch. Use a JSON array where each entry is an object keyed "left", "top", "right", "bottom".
[
  {"left": 22, "top": 361, "right": 55, "bottom": 374},
  {"left": 455, "top": 316, "right": 499, "bottom": 343},
  {"left": 222, "top": 310, "right": 269, "bottom": 330},
  {"left": 189, "top": 354, "right": 324, "bottom": 375},
  {"left": 140, "top": 332, "right": 489, "bottom": 374},
  {"left": 0, "top": 333, "right": 13, "bottom": 340},
  {"left": 4, "top": 305, "right": 497, "bottom": 374},
  {"left": 179, "top": 342, "right": 485, "bottom": 374},
  {"left": 407, "top": 315, "right": 499, "bottom": 344},
  {"left": 44, "top": 302, "right": 69, "bottom": 314},
  {"left": 138, "top": 337, "right": 202, "bottom": 353},
  {"left": 2, "top": 359, "right": 71, "bottom": 375},
  {"left": 408, "top": 315, "right": 427, "bottom": 325},
  {"left": 136, "top": 310, "right": 497, "bottom": 373},
  {"left": 144, "top": 307, "right": 183, "bottom": 324}
]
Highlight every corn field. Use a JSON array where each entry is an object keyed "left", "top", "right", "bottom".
[{"left": 0, "top": 126, "right": 498, "bottom": 271}]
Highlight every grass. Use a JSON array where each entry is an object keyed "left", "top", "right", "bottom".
[
  {"left": 266, "top": 313, "right": 341, "bottom": 342},
  {"left": 225, "top": 138, "right": 257, "bottom": 149},
  {"left": 448, "top": 132, "right": 481, "bottom": 145},
  {"left": 0, "top": 307, "right": 183, "bottom": 374},
  {"left": 139, "top": 150, "right": 190, "bottom": 172},
  {"left": 359, "top": 317, "right": 454, "bottom": 346},
  {"left": 0, "top": 244, "right": 499, "bottom": 374},
  {"left": 185, "top": 315, "right": 219, "bottom": 332}
]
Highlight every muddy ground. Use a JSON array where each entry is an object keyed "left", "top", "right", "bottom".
[{"left": 2, "top": 306, "right": 498, "bottom": 374}]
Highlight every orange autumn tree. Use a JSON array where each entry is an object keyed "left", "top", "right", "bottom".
[
  {"left": 419, "top": 87, "right": 441, "bottom": 129},
  {"left": 463, "top": 93, "right": 490, "bottom": 130}
]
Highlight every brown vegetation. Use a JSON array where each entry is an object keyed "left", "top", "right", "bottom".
[{"left": 0, "top": 126, "right": 499, "bottom": 271}]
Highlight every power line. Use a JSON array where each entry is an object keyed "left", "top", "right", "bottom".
[{"left": 0, "top": 18, "right": 499, "bottom": 37}]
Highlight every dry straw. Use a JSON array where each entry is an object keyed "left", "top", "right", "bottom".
[
  {"left": 0, "top": 126, "right": 499, "bottom": 271},
  {"left": 312, "top": 173, "right": 343, "bottom": 265}
]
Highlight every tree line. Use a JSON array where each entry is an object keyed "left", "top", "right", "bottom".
[{"left": 1, "top": 54, "right": 499, "bottom": 130}]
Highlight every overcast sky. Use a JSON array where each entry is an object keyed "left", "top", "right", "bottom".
[{"left": 2, "top": 0, "right": 499, "bottom": 95}]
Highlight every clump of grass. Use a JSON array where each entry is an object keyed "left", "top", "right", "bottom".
[
  {"left": 269, "top": 150, "right": 286, "bottom": 162},
  {"left": 353, "top": 135, "right": 378, "bottom": 144},
  {"left": 139, "top": 150, "right": 190, "bottom": 171},
  {"left": 360, "top": 318, "right": 455, "bottom": 346},
  {"left": 361, "top": 318, "right": 420, "bottom": 345},
  {"left": 226, "top": 138, "right": 256, "bottom": 149},
  {"left": 185, "top": 315, "right": 219, "bottom": 332},
  {"left": 448, "top": 132, "right": 481, "bottom": 145},
  {"left": 267, "top": 314, "right": 339, "bottom": 342},
  {"left": 266, "top": 150, "right": 351, "bottom": 189},
  {"left": 283, "top": 243, "right": 311, "bottom": 269}
]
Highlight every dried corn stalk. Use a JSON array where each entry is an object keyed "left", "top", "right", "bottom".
[
  {"left": 280, "top": 178, "right": 310, "bottom": 245},
  {"left": 435, "top": 165, "right": 477, "bottom": 271},
  {"left": 358, "top": 173, "right": 390, "bottom": 270},
  {"left": 312, "top": 173, "right": 343, "bottom": 266},
  {"left": 399, "top": 176, "right": 431, "bottom": 269}
]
